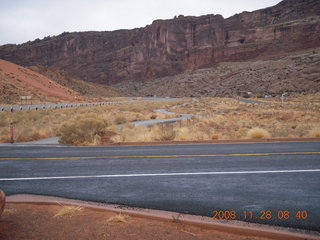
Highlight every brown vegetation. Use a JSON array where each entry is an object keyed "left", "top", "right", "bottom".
[
  {"left": 57, "top": 113, "right": 108, "bottom": 145},
  {"left": 309, "top": 127, "right": 320, "bottom": 138},
  {"left": 111, "top": 93, "right": 320, "bottom": 143},
  {"left": 53, "top": 205, "right": 83, "bottom": 218},
  {"left": 0, "top": 100, "right": 183, "bottom": 144},
  {"left": 107, "top": 213, "right": 131, "bottom": 223},
  {"left": 1, "top": 94, "right": 319, "bottom": 145},
  {"left": 247, "top": 128, "right": 271, "bottom": 139}
]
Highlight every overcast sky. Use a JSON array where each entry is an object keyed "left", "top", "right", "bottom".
[{"left": 0, "top": 0, "right": 282, "bottom": 45}]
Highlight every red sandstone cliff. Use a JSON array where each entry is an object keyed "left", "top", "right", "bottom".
[{"left": 0, "top": 0, "right": 319, "bottom": 85}]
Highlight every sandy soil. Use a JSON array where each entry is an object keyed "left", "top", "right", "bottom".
[{"left": 0, "top": 203, "right": 277, "bottom": 240}]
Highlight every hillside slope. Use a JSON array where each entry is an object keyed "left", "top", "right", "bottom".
[
  {"left": 0, "top": 59, "right": 81, "bottom": 104},
  {"left": 114, "top": 48, "right": 320, "bottom": 97},
  {"left": 0, "top": 60, "right": 122, "bottom": 104},
  {"left": 28, "top": 66, "right": 122, "bottom": 98},
  {"left": 0, "top": 0, "right": 319, "bottom": 86}
]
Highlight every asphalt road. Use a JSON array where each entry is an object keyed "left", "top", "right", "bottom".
[
  {"left": 130, "top": 109, "right": 194, "bottom": 126},
  {"left": 0, "top": 141, "right": 319, "bottom": 231},
  {"left": 235, "top": 97, "right": 271, "bottom": 105}
]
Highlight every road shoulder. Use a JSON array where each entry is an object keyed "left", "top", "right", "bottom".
[{"left": 4, "top": 194, "right": 320, "bottom": 240}]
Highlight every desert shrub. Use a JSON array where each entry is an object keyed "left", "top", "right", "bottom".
[
  {"left": 236, "top": 127, "right": 249, "bottom": 138},
  {"left": 0, "top": 128, "right": 9, "bottom": 142},
  {"left": 58, "top": 113, "right": 107, "bottom": 145},
  {"left": 210, "top": 134, "right": 220, "bottom": 140},
  {"left": 54, "top": 206, "right": 83, "bottom": 218},
  {"left": 15, "top": 127, "right": 41, "bottom": 142},
  {"left": 114, "top": 116, "right": 127, "bottom": 125},
  {"left": 107, "top": 213, "right": 130, "bottom": 223},
  {"left": 247, "top": 127, "right": 271, "bottom": 139},
  {"left": 157, "top": 127, "right": 176, "bottom": 141},
  {"left": 160, "top": 130, "right": 176, "bottom": 141},
  {"left": 110, "top": 134, "right": 123, "bottom": 143},
  {"left": 309, "top": 127, "right": 320, "bottom": 137},
  {"left": 0, "top": 113, "right": 9, "bottom": 127},
  {"left": 174, "top": 127, "right": 191, "bottom": 141}
]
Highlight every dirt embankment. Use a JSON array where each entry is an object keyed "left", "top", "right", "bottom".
[
  {"left": 0, "top": 59, "right": 123, "bottom": 104},
  {"left": 0, "top": 59, "right": 81, "bottom": 104}
]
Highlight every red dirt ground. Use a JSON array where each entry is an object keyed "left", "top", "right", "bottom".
[
  {"left": 0, "top": 59, "right": 82, "bottom": 102},
  {"left": 0, "top": 203, "right": 278, "bottom": 240}
]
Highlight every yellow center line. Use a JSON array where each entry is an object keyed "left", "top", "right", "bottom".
[{"left": 0, "top": 152, "right": 319, "bottom": 160}]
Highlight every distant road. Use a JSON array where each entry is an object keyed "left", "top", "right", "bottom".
[
  {"left": 130, "top": 109, "right": 194, "bottom": 126},
  {"left": 235, "top": 97, "right": 271, "bottom": 105},
  {"left": 1, "top": 141, "right": 319, "bottom": 231},
  {"left": 0, "top": 97, "right": 179, "bottom": 112}
]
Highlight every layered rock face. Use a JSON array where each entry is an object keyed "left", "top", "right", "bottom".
[{"left": 0, "top": 0, "right": 319, "bottom": 85}]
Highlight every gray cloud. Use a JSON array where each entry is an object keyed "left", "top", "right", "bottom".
[{"left": 0, "top": 0, "right": 282, "bottom": 45}]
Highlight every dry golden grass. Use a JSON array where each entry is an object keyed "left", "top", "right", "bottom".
[
  {"left": 57, "top": 113, "right": 108, "bottom": 145},
  {"left": 0, "top": 99, "right": 184, "bottom": 144},
  {"left": 92, "top": 94, "right": 319, "bottom": 142},
  {"left": 1, "top": 94, "right": 319, "bottom": 144},
  {"left": 3, "top": 208, "right": 17, "bottom": 216},
  {"left": 53, "top": 205, "right": 83, "bottom": 218},
  {"left": 110, "top": 120, "right": 219, "bottom": 143},
  {"left": 309, "top": 127, "right": 320, "bottom": 137},
  {"left": 247, "top": 127, "right": 271, "bottom": 139},
  {"left": 107, "top": 213, "right": 130, "bottom": 223},
  {"left": 114, "top": 116, "right": 127, "bottom": 124},
  {"left": 168, "top": 94, "right": 320, "bottom": 140},
  {"left": 174, "top": 127, "right": 191, "bottom": 141}
]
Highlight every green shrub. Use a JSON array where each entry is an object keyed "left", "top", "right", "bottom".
[{"left": 58, "top": 113, "right": 107, "bottom": 145}]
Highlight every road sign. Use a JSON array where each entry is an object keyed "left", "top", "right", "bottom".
[
  {"left": 20, "top": 96, "right": 32, "bottom": 105},
  {"left": 20, "top": 96, "right": 32, "bottom": 100}
]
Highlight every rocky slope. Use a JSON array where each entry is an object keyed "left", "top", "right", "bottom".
[
  {"left": 0, "top": 60, "right": 121, "bottom": 104},
  {"left": 115, "top": 48, "right": 320, "bottom": 97},
  {"left": 0, "top": 0, "right": 319, "bottom": 87},
  {"left": 29, "top": 66, "right": 121, "bottom": 98}
]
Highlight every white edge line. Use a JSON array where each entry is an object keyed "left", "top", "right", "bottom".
[
  {"left": 1, "top": 141, "right": 319, "bottom": 148},
  {"left": 1, "top": 169, "right": 320, "bottom": 181}
]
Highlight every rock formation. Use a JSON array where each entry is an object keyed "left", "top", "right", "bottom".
[
  {"left": 115, "top": 48, "right": 320, "bottom": 97},
  {"left": 0, "top": 0, "right": 319, "bottom": 86}
]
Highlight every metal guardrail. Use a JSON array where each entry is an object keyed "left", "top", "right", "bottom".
[
  {"left": 0, "top": 98, "right": 180, "bottom": 112},
  {"left": 0, "top": 101, "right": 129, "bottom": 112}
]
